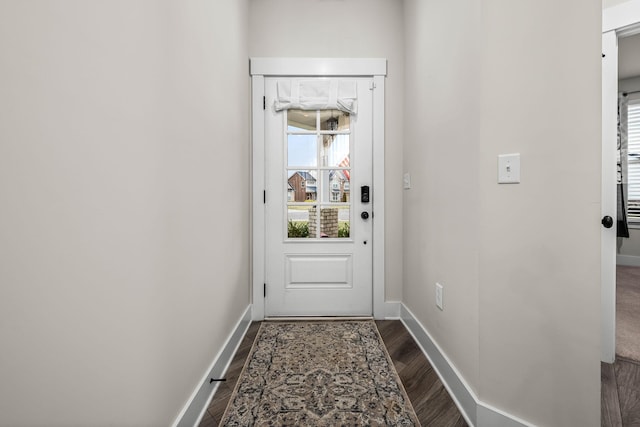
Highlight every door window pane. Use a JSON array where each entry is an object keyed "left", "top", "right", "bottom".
[
  {"left": 287, "top": 205, "right": 313, "bottom": 238},
  {"left": 287, "top": 170, "right": 317, "bottom": 203},
  {"left": 325, "top": 169, "right": 351, "bottom": 203},
  {"left": 321, "top": 135, "right": 349, "bottom": 167},
  {"left": 320, "top": 110, "right": 350, "bottom": 131},
  {"left": 288, "top": 134, "right": 317, "bottom": 167},
  {"left": 288, "top": 109, "right": 316, "bottom": 131},
  {"left": 317, "top": 206, "right": 350, "bottom": 238}
]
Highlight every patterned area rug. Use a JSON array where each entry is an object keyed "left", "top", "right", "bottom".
[{"left": 220, "top": 320, "right": 420, "bottom": 426}]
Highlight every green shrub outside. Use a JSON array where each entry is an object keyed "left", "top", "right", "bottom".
[
  {"left": 338, "top": 221, "right": 350, "bottom": 238},
  {"left": 288, "top": 220, "right": 350, "bottom": 238},
  {"left": 288, "top": 221, "right": 309, "bottom": 238}
]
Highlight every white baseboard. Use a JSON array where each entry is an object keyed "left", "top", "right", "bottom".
[
  {"left": 172, "top": 305, "right": 253, "bottom": 427},
  {"left": 476, "top": 402, "right": 532, "bottom": 427},
  {"left": 617, "top": 254, "right": 640, "bottom": 267},
  {"left": 384, "top": 301, "right": 401, "bottom": 319},
  {"left": 399, "top": 304, "right": 532, "bottom": 427}
]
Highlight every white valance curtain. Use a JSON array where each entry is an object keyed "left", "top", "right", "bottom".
[{"left": 274, "top": 79, "right": 357, "bottom": 114}]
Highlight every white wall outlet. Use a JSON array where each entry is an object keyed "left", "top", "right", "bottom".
[
  {"left": 498, "top": 153, "right": 521, "bottom": 184},
  {"left": 403, "top": 172, "right": 411, "bottom": 189},
  {"left": 435, "top": 283, "right": 443, "bottom": 310}
]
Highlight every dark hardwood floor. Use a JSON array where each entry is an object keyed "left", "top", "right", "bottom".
[
  {"left": 376, "top": 320, "right": 467, "bottom": 427},
  {"left": 602, "top": 358, "right": 640, "bottom": 427},
  {"left": 198, "top": 320, "right": 467, "bottom": 426},
  {"left": 601, "top": 265, "right": 640, "bottom": 427}
]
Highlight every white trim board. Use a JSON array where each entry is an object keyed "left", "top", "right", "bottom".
[
  {"left": 250, "top": 58, "right": 387, "bottom": 320},
  {"left": 400, "top": 304, "right": 533, "bottom": 427},
  {"left": 602, "top": 29, "right": 618, "bottom": 364},
  {"left": 617, "top": 254, "right": 640, "bottom": 267},
  {"left": 250, "top": 58, "right": 387, "bottom": 77},
  {"left": 172, "top": 305, "right": 252, "bottom": 427},
  {"left": 604, "top": 0, "right": 640, "bottom": 35}
]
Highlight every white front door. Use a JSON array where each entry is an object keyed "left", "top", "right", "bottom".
[{"left": 264, "top": 77, "right": 373, "bottom": 316}]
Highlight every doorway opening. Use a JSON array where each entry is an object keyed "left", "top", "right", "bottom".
[
  {"left": 249, "top": 58, "right": 387, "bottom": 320},
  {"left": 615, "top": 32, "right": 640, "bottom": 364},
  {"left": 602, "top": 1, "right": 640, "bottom": 364}
]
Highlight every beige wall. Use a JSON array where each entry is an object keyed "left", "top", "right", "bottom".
[
  {"left": 0, "top": 1, "right": 250, "bottom": 426},
  {"left": 404, "top": 0, "right": 601, "bottom": 426},
  {"left": 249, "top": 0, "right": 405, "bottom": 301},
  {"left": 402, "top": 0, "right": 482, "bottom": 395},
  {"left": 477, "top": 1, "right": 601, "bottom": 424}
]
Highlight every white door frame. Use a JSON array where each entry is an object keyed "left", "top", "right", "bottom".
[
  {"left": 602, "top": 1, "right": 640, "bottom": 363},
  {"left": 250, "top": 58, "right": 387, "bottom": 320}
]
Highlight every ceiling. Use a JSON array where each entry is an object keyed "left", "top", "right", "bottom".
[{"left": 619, "top": 33, "right": 640, "bottom": 80}]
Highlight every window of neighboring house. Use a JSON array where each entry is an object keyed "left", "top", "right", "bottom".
[{"left": 628, "top": 99, "right": 640, "bottom": 225}]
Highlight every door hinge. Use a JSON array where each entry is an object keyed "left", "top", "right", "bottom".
[
  {"left": 263, "top": 96, "right": 266, "bottom": 110},
  {"left": 369, "top": 81, "right": 376, "bottom": 90},
  {"left": 264, "top": 283, "right": 267, "bottom": 297},
  {"left": 263, "top": 190, "right": 266, "bottom": 204}
]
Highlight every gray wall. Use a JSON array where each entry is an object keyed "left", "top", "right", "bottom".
[
  {"left": 0, "top": 1, "right": 250, "bottom": 425},
  {"left": 403, "top": 0, "right": 601, "bottom": 426}
]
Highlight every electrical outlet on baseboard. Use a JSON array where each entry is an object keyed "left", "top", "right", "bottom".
[{"left": 435, "top": 283, "right": 443, "bottom": 311}]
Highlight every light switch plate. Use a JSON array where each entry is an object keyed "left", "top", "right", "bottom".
[
  {"left": 403, "top": 173, "right": 411, "bottom": 189},
  {"left": 435, "top": 283, "right": 443, "bottom": 311},
  {"left": 498, "top": 153, "right": 521, "bottom": 184}
]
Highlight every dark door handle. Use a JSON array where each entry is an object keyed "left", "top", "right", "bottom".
[
  {"left": 361, "top": 211, "right": 369, "bottom": 220},
  {"left": 602, "top": 216, "right": 614, "bottom": 229}
]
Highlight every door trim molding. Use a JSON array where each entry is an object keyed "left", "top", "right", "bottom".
[
  {"left": 604, "top": 0, "right": 640, "bottom": 35},
  {"left": 250, "top": 58, "right": 387, "bottom": 320},
  {"left": 602, "top": 29, "right": 618, "bottom": 364},
  {"left": 250, "top": 57, "right": 387, "bottom": 77}
]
